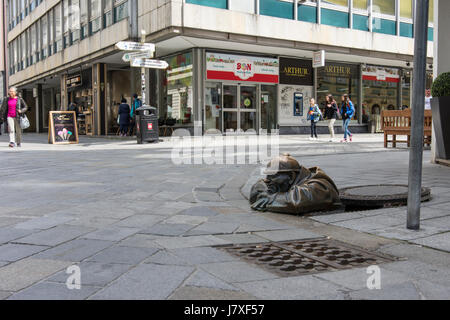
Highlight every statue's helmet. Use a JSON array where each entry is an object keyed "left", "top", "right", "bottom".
[{"left": 264, "top": 153, "right": 301, "bottom": 175}]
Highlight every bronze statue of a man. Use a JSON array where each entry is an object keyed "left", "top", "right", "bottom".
[{"left": 250, "top": 154, "right": 341, "bottom": 214}]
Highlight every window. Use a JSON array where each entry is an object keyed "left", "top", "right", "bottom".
[
  {"left": 373, "top": 0, "right": 395, "bottom": 16},
  {"left": 20, "top": 32, "right": 26, "bottom": 70},
  {"left": 429, "top": 0, "right": 434, "bottom": 23},
  {"left": 48, "top": 10, "right": 54, "bottom": 55},
  {"left": 90, "top": 0, "right": 102, "bottom": 34},
  {"left": 400, "top": 0, "right": 412, "bottom": 19},
  {"left": 322, "top": 0, "right": 348, "bottom": 7},
  {"left": 41, "top": 15, "right": 48, "bottom": 59},
  {"left": 63, "top": 0, "right": 70, "bottom": 47},
  {"left": 55, "top": 3, "right": 63, "bottom": 52},
  {"left": 104, "top": 0, "right": 113, "bottom": 28},
  {"left": 30, "top": 24, "right": 37, "bottom": 65},
  {"left": 70, "top": 0, "right": 81, "bottom": 43},
  {"left": 353, "top": 0, "right": 368, "bottom": 10},
  {"left": 114, "top": 0, "right": 128, "bottom": 23},
  {"left": 80, "top": 0, "right": 88, "bottom": 38}
]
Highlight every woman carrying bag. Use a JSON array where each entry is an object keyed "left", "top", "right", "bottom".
[
  {"left": 324, "top": 94, "right": 339, "bottom": 142},
  {"left": 0, "top": 87, "right": 29, "bottom": 148},
  {"left": 308, "top": 98, "right": 322, "bottom": 141}
]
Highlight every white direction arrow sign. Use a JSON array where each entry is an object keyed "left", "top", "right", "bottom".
[
  {"left": 116, "top": 41, "right": 155, "bottom": 52},
  {"left": 131, "top": 58, "right": 169, "bottom": 69},
  {"left": 122, "top": 51, "right": 153, "bottom": 63}
]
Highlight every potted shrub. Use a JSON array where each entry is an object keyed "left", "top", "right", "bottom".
[{"left": 431, "top": 72, "right": 450, "bottom": 160}]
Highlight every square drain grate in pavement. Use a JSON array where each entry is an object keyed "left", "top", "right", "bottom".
[{"left": 217, "top": 238, "right": 398, "bottom": 277}]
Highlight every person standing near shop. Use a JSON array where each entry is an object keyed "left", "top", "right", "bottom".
[
  {"left": 0, "top": 87, "right": 29, "bottom": 148},
  {"left": 129, "top": 94, "right": 142, "bottom": 136},
  {"left": 324, "top": 94, "right": 338, "bottom": 142},
  {"left": 340, "top": 94, "right": 355, "bottom": 143},
  {"left": 118, "top": 98, "right": 131, "bottom": 137},
  {"left": 425, "top": 89, "right": 432, "bottom": 110},
  {"left": 308, "top": 98, "right": 321, "bottom": 141}
]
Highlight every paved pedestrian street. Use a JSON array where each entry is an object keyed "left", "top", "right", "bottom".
[{"left": 0, "top": 133, "right": 449, "bottom": 300}]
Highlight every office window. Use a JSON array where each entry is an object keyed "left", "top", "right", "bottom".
[
  {"left": 70, "top": 0, "right": 81, "bottom": 43},
  {"left": 80, "top": 0, "right": 88, "bottom": 38},
  {"left": 373, "top": 0, "right": 395, "bottom": 16},
  {"left": 104, "top": 0, "right": 113, "bottom": 28},
  {"left": 21, "top": 33, "right": 26, "bottom": 70},
  {"left": 41, "top": 15, "right": 48, "bottom": 59},
  {"left": 114, "top": 0, "right": 128, "bottom": 22},
  {"left": 322, "top": 0, "right": 348, "bottom": 7},
  {"left": 429, "top": 0, "right": 434, "bottom": 23},
  {"left": 55, "top": 3, "right": 63, "bottom": 52},
  {"left": 48, "top": 10, "right": 54, "bottom": 55},
  {"left": 90, "top": 0, "right": 102, "bottom": 34},
  {"left": 30, "top": 24, "right": 37, "bottom": 64},
  {"left": 353, "top": 0, "right": 368, "bottom": 10},
  {"left": 63, "top": 0, "right": 70, "bottom": 47},
  {"left": 400, "top": 0, "right": 412, "bottom": 18}
]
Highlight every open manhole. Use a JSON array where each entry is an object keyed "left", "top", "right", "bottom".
[
  {"left": 340, "top": 184, "right": 431, "bottom": 211},
  {"left": 217, "top": 238, "right": 398, "bottom": 277}
]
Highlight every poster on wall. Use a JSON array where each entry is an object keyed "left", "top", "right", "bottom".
[
  {"left": 48, "top": 111, "right": 79, "bottom": 145},
  {"left": 362, "top": 66, "right": 400, "bottom": 83},
  {"left": 206, "top": 53, "right": 279, "bottom": 83}
]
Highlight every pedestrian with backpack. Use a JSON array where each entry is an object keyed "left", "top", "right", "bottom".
[
  {"left": 308, "top": 98, "right": 322, "bottom": 141},
  {"left": 324, "top": 94, "right": 339, "bottom": 142},
  {"left": 340, "top": 94, "right": 355, "bottom": 143},
  {"left": 129, "top": 93, "right": 142, "bottom": 136}
]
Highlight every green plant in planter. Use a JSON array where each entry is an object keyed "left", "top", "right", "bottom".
[{"left": 431, "top": 72, "right": 450, "bottom": 98}]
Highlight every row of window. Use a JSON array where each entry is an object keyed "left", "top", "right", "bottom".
[
  {"left": 187, "top": 0, "right": 434, "bottom": 38},
  {"left": 7, "top": 0, "right": 44, "bottom": 31},
  {"left": 8, "top": 0, "right": 129, "bottom": 76}
]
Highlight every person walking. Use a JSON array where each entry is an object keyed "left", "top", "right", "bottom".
[
  {"left": 324, "top": 94, "right": 339, "bottom": 142},
  {"left": 340, "top": 94, "right": 355, "bottom": 143},
  {"left": 129, "top": 93, "right": 142, "bottom": 136},
  {"left": 425, "top": 89, "right": 432, "bottom": 111},
  {"left": 0, "top": 87, "right": 29, "bottom": 148},
  {"left": 308, "top": 98, "right": 321, "bottom": 141},
  {"left": 118, "top": 98, "right": 131, "bottom": 137}
]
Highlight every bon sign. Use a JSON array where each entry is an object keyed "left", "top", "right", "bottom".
[{"left": 207, "top": 53, "right": 279, "bottom": 83}]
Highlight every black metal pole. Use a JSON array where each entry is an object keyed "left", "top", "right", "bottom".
[{"left": 407, "top": 0, "right": 429, "bottom": 230}]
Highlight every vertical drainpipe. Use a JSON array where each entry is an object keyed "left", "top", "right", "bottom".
[
  {"left": 2, "top": 0, "right": 8, "bottom": 96},
  {"left": 255, "top": 0, "right": 260, "bottom": 15},
  {"left": 349, "top": 0, "right": 353, "bottom": 29},
  {"left": 368, "top": 0, "right": 373, "bottom": 32},
  {"left": 294, "top": 0, "right": 298, "bottom": 21},
  {"left": 395, "top": 0, "right": 400, "bottom": 36},
  {"left": 317, "top": 0, "right": 321, "bottom": 25}
]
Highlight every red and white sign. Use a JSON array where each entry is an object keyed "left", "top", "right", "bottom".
[
  {"left": 363, "top": 66, "right": 400, "bottom": 83},
  {"left": 206, "top": 53, "right": 279, "bottom": 83},
  {"left": 148, "top": 123, "right": 153, "bottom": 130}
]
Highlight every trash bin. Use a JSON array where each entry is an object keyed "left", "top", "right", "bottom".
[{"left": 136, "top": 105, "right": 159, "bottom": 144}]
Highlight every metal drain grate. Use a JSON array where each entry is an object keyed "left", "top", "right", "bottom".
[{"left": 217, "top": 238, "right": 397, "bottom": 277}]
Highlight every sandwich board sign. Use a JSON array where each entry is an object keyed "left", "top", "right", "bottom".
[{"left": 48, "top": 111, "right": 79, "bottom": 145}]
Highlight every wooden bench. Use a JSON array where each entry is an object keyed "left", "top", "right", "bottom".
[{"left": 382, "top": 109, "right": 432, "bottom": 148}]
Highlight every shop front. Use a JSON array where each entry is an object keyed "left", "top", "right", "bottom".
[{"left": 204, "top": 52, "right": 279, "bottom": 134}]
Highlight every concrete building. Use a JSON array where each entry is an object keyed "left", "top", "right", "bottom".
[
  {"left": 1, "top": 0, "right": 6, "bottom": 98},
  {"left": 5, "top": 0, "right": 435, "bottom": 136}
]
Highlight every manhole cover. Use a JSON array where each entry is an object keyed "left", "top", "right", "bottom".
[
  {"left": 217, "top": 239, "right": 398, "bottom": 277},
  {"left": 340, "top": 184, "right": 431, "bottom": 208}
]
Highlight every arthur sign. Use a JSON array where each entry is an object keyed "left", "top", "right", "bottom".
[{"left": 206, "top": 52, "right": 279, "bottom": 83}]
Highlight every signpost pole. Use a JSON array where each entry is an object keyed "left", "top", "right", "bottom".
[
  {"left": 141, "top": 30, "right": 147, "bottom": 105},
  {"left": 407, "top": 0, "right": 429, "bottom": 230}
]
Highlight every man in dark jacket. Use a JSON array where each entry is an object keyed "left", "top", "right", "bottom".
[
  {"left": 0, "top": 87, "right": 29, "bottom": 148},
  {"left": 250, "top": 154, "right": 341, "bottom": 215},
  {"left": 118, "top": 98, "right": 131, "bottom": 137}
]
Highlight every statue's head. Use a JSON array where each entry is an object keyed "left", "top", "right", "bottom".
[{"left": 264, "top": 154, "right": 302, "bottom": 193}]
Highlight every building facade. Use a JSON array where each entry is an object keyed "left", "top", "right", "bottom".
[
  {"left": 1, "top": 0, "right": 6, "bottom": 98},
  {"left": 5, "top": 0, "right": 435, "bottom": 136}
]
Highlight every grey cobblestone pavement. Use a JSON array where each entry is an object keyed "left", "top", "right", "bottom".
[{"left": 0, "top": 133, "right": 448, "bottom": 300}]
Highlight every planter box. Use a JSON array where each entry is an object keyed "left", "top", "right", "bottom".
[{"left": 431, "top": 96, "right": 450, "bottom": 160}]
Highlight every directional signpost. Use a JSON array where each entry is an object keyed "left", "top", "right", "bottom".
[{"left": 116, "top": 36, "right": 168, "bottom": 105}]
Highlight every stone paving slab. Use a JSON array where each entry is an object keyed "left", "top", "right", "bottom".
[
  {"left": 86, "top": 246, "right": 159, "bottom": 265},
  {"left": 153, "top": 235, "right": 230, "bottom": 250},
  {"left": 35, "top": 239, "right": 114, "bottom": 262},
  {"left": 169, "top": 247, "right": 238, "bottom": 265},
  {"left": 164, "top": 215, "right": 209, "bottom": 226},
  {"left": 89, "top": 264, "right": 195, "bottom": 300},
  {"left": 144, "top": 250, "right": 192, "bottom": 266},
  {"left": 199, "top": 261, "right": 279, "bottom": 283},
  {"left": 0, "top": 217, "right": 28, "bottom": 228},
  {"left": 113, "top": 215, "right": 164, "bottom": 229},
  {"left": 185, "top": 270, "right": 239, "bottom": 291},
  {"left": 8, "top": 282, "right": 102, "bottom": 300},
  {"left": 140, "top": 223, "right": 195, "bottom": 237},
  {"left": 235, "top": 275, "right": 346, "bottom": 300},
  {"left": 14, "top": 216, "right": 76, "bottom": 231},
  {"left": 178, "top": 206, "right": 221, "bottom": 217},
  {"left": 411, "top": 232, "right": 450, "bottom": 252},
  {"left": 14, "top": 225, "right": 94, "bottom": 247},
  {"left": 253, "top": 229, "right": 322, "bottom": 242},
  {"left": 117, "top": 234, "right": 163, "bottom": 249},
  {"left": 0, "top": 228, "right": 34, "bottom": 245},
  {"left": 372, "top": 225, "right": 446, "bottom": 241},
  {"left": 214, "top": 233, "right": 270, "bottom": 244},
  {"left": 0, "top": 259, "right": 72, "bottom": 292},
  {"left": 169, "top": 286, "right": 257, "bottom": 300},
  {"left": 382, "top": 260, "right": 450, "bottom": 287},
  {"left": 185, "top": 222, "right": 241, "bottom": 236},
  {"left": 0, "top": 291, "right": 12, "bottom": 300},
  {"left": 81, "top": 227, "right": 140, "bottom": 242},
  {"left": 0, "top": 244, "right": 49, "bottom": 262},
  {"left": 349, "top": 282, "right": 422, "bottom": 300},
  {"left": 46, "top": 262, "right": 133, "bottom": 287}
]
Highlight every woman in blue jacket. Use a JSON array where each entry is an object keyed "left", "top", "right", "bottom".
[
  {"left": 308, "top": 98, "right": 322, "bottom": 141},
  {"left": 340, "top": 94, "right": 355, "bottom": 143},
  {"left": 118, "top": 98, "right": 131, "bottom": 137}
]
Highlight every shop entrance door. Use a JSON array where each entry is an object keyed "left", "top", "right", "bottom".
[{"left": 222, "top": 84, "right": 257, "bottom": 134}]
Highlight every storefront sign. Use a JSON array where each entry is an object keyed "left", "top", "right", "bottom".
[
  {"left": 66, "top": 75, "right": 82, "bottom": 88},
  {"left": 313, "top": 50, "right": 325, "bottom": 68},
  {"left": 319, "top": 63, "right": 359, "bottom": 78},
  {"left": 279, "top": 58, "right": 313, "bottom": 86},
  {"left": 48, "top": 111, "right": 79, "bottom": 145},
  {"left": 206, "top": 53, "right": 279, "bottom": 83},
  {"left": 363, "top": 66, "right": 400, "bottom": 83}
]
